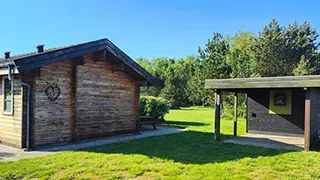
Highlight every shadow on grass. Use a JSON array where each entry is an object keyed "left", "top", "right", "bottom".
[
  {"left": 81, "top": 130, "right": 290, "bottom": 165},
  {"left": 173, "top": 107, "right": 210, "bottom": 111},
  {"left": 160, "top": 120, "right": 209, "bottom": 129}
]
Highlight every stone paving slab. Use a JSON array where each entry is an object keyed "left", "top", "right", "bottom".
[
  {"left": 0, "top": 125, "right": 183, "bottom": 162},
  {"left": 225, "top": 133, "right": 304, "bottom": 151}
]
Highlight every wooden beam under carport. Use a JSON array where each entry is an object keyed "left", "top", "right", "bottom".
[
  {"left": 214, "top": 89, "right": 221, "bottom": 141},
  {"left": 304, "top": 88, "right": 311, "bottom": 151},
  {"left": 234, "top": 93, "right": 238, "bottom": 137}
]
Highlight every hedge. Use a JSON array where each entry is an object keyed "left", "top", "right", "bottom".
[{"left": 139, "top": 96, "right": 171, "bottom": 119}]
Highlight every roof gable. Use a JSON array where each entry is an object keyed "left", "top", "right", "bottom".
[{"left": 0, "top": 38, "right": 161, "bottom": 88}]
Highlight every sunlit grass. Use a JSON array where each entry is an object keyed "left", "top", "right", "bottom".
[
  {"left": 0, "top": 107, "right": 320, "bottom": 179},
  {"left": 163, "top": 106, "right": 246, "bottom": 135}
]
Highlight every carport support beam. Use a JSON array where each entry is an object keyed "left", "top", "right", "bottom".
[
  {"left": 304, "top": 88, "right": 311, "bottom": 151},
  {"left": 234, "top": 93, "right": 238, "bottom": 137},
  {"left": 214, "top": 89, "right": 221, "bottom": 141}
]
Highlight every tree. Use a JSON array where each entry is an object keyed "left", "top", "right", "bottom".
[
  {"left": 252, "top": 19, "right": 290, "bottom": 77},
  {"left": 197, "top": 33, "right": 231, "bottom": 106},
  {"left": 136, "top": 57, "right": 160, "bottom": 97},
  {"left": 136, "top": 18, "right": 320, "bottom": 110},
  {"left": 252, "top": 19, "right": 320, "bottom": 77},
  {"left": 293, "top": 55, "right": 316, "bottom": 76},
  {"left": 227, "top": 30, "right": 256, "bottom": 78},
  {"left": 284, "top": 21, "right": 319, "bottom": 75},
  {"left": 199, "top": 33, "right": 231, "bottom": 79}
]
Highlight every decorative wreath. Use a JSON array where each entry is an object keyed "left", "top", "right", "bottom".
[{"left": 45, "top": 85, "right": 61, "bottom": 101}]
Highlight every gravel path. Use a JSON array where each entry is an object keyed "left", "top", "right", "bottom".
[{"left": 0, "top": 125, "right": 183, "bottom": 162}]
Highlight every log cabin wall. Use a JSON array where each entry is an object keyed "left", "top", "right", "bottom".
[
  {"left": 30, "top": 53, "right": 140, "bottom": 147},
  {"left": 74, "top": 54, "right": 139, "bottom": 139},
  {"left": 32, "top": 61, "right": 74, "bottom": 147},
  {"left": 0, "top": 75, "right": 24, "bottom": 148}
]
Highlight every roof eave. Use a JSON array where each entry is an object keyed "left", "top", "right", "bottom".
[
  {"left": 205, "top": 75, "right": 320, "bottom": 90},
  {"left": 7, "top": 38, "right": 161, "bottom": 88}
]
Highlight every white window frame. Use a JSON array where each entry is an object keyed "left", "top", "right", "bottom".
[{"left": 2, "top": 76, "right": 13, "bottom": 115}]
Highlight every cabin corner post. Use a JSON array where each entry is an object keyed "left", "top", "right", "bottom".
[
  {"left": 304, "top": 87, "right": 311, "bottom": 151},
  {"left": 234, "top": 93, "right": 238, "bottom": 137},
  {"left": 214, "top": 89, "right": 221, "bottom": 141}
]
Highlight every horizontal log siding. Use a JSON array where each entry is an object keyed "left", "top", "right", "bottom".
[
  {"left": 75, "top": 55, "right": 139, "bottom": 139},
  {"left": 32, "top": 61, "right": 73, "bottom": 146},
  {"left": 0, "top": 75, "right": 24, "bottom": 148},
  {"left": 30, "top": 53, "right": 139, "bottom": 147}
]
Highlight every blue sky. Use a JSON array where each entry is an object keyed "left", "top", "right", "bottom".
[{"left": 0, "top": 0, "right": 319, "bottom": 60}]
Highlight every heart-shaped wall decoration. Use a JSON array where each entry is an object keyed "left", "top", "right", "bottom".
[{"left": 45, "top": 85, "right": 61, "bottom": 101}]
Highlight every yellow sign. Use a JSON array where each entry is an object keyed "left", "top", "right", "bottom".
[{"left": 269, "top": 90, "right": 292, "bottom": 115}]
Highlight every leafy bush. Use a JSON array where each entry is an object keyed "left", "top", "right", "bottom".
[
  {"left": 223, "top": 93, "right": 247, "bottom": 119},
  {"left": 140, "top": 96, "right": 171, "bottom": 119}
]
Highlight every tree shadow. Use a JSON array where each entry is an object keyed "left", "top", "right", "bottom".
[
  {"left": 81, "top": 130, "right": 290, "bottom": 165},
  {"left": 175, "top": 107, "right": 210, "bottom": 111},
  {"left": 161, "top": 120, "right": 209, "bottom": 129}
]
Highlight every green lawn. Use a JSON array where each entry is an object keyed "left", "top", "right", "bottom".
[{"left": 1, "top": 107, "right": 320, "bottom": 179}]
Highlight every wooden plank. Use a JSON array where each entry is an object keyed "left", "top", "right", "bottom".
[
  {"left": 0, "top": 75, "right": 24, "bottom": 148},
  {"left": 32, "top": 60, "right": 74, "bottom": 146},
  {"left": 205, "top": 75, "right": 320, "bottom": 89},
  {"left": 304, "top": 88, "right": 311, "bottom": 151},
  {"left": 214, "top": 90, "right": 221, "bottom": 141},
  {"left": 112, "top": 63, "right": 125, "bottom": 72},
  {"left": 234, "top": 93, "right": 238, "bottom": 137},
  {"left": 74, "top": 56, "right": 139, "bottom": 139}
]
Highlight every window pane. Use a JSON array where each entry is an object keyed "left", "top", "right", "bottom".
[
  {"left": 3, "top": 78, "right": 12, "bottom": 112},
  {"left": 4, "top": 79, "right": 12, "bottom": 96},
  {"left": 5, "top": 101, "right": 11, "bottom": 111},
  {"left": 5, "top": 92, "right": 11, "bottom": 99}
]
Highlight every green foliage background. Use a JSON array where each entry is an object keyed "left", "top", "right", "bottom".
[{"left": 137, "top": 19, "right": 320, "bottom": 117}]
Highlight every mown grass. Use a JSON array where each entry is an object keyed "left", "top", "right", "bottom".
[{"left": 1, "top": 106, "right": 320, "bottom": 179}]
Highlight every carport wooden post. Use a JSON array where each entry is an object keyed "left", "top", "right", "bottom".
[
  {"left": 234, "top": 93, "right": 238, "bottom": 137},
  {"left": 214, "top": 89, "right": 221, "bottom": 141},
  {"left": 304, "top": 88, "right": 311, "bottom": 151}
]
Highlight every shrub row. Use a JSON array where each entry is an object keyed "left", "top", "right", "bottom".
[{"left": 139, "top": 96, "right": 171, "bottom": 119}]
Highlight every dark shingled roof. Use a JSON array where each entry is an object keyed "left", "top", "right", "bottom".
[
  {"left": 0, "top": 44, "right": 82, "bottom": 66},
  {"left": 0, "top": 38, "right": 161, "bottom": 88}
]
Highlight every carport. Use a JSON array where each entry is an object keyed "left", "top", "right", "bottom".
[{"left": 205, "top": 75, "right": 320, "bottom": 151}]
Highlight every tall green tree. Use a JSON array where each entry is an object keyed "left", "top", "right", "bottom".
[
  {"left": 252, "top": 19, "right": 290, "bottom": 76},
  {"left": 136, "top": 57, "right": 160, "bottom": 97},
  {"left": 284, "top": 21, "right": 319, "bottom": 74},
  {"left": 252, "top": 19, "right": 320, "bottom": 77},
  {"left": 227, "top": 31, "right": 256, "bottom": 78},
  {"left": 197, "top": 33, "right": 231, "bottom": 106},
  {"left": 293, "top": 55, "right": 316, "bottom": 76}
]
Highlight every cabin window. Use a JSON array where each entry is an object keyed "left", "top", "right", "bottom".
[{"left": 2, "top": 77, "right": 13, "bottom": 115}]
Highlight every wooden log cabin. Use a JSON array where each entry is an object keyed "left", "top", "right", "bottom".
[
  {"left": 205, "top": 76, "right": 320, "bottom": 151},
  {"left": 0, "top": 38, "right": 160, "bottom": 150}
]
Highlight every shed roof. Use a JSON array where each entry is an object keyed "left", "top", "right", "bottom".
[
  {"left": 0, "top": 38, "right": 161, "bottom": 88},
  {"left": 205, "top": 75, "right": 320, "bottom": 90}
]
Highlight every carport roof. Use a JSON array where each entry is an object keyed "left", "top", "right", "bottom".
[{"left": 205, "top": 75, "right": 320, "bottom": 90}]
